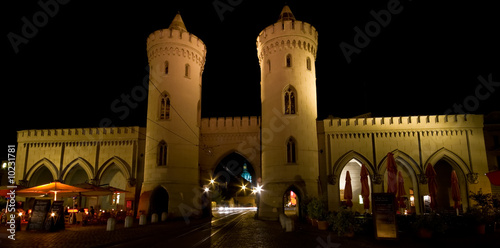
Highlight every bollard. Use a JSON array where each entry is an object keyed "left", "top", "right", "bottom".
[
  {"left": 139, "top": 214, "right": 147, "bottom": 226},
  {"left": 106, "top": 217, "right": 116, "bottom": 231},
  {"left": 161, "top": 212, "right": 168, "bottom": 222},
  {"left": 151, "top": 213, "right": 158, "bottom": 223},
  {"left": 279, "top": 213, "right": 286, "bottom": 229},
  {"left": 124, "top": 216, "right": 133, "bottom": 228}
]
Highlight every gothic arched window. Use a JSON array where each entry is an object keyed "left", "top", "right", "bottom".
[
  {"left": 164, "top": 60, "right": 169, "bottom": 75},
  {"left": 287, "top": 137, "right": 297, "bottom": 164},
  {"left": 159, "top": 92, "right": 170, "bottom": 120},
  {"left": 284, "top": 86, "right": 297, "bottom": 115},
  {"left": 158, "top": 140, "right": 167, "bottom": 166}
]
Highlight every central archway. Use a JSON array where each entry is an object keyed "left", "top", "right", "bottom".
[{"left": 211, "top": 152, "right": 257, "bottom": 207}]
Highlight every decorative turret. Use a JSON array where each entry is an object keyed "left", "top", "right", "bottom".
[
  {"left": 139, "top": 12, "right": 207, "bottom": 219},
  {"left": 257, "top": 5, "right": 320, "bottom": 220}
]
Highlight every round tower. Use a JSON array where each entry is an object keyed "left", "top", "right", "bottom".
[
  {"left": 257, "top": 6, "right": 319, "bottom": 220},
  {"left": 139, "top": 13, "right": 207, "bottom": 218}
]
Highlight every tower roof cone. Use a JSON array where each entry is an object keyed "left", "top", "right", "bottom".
[
  {"left": 168, "top": 12, "right": 187, "bottom": 31},
  {"left": 278, "top": 5, "right": 296, "bottom": 21}
]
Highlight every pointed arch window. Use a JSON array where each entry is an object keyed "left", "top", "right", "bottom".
[
  {"left": 164, "top": 60, "right": 169, "bottom": 75},
  {"left": 159, "top": 92, "right": 170, "bottom": 120},
  {"left": 284, "top": 86, "right": 297, "bottom": 115},
  {"left": 287, "top": 137, "right": 297, "bottom": 164},
  {"left": 306, "top": 57, "right": 311, "bottom": 71},
  {"left": 158, "top": 140, "right": 167, "bottom": 166},
  {"left": 286, "top": 54, "right": 292, "bottom": 67}
]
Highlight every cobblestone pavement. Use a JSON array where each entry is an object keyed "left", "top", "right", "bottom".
[{"left": 1, "top": 209, "right": 500, "bottom": 248}]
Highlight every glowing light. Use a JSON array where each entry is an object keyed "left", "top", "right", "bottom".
[
  {"left": 2, "top": 162, "right": 7, "bottom": 168},
  {"left": 51, "top": 212, "right": 55, "bottom": 217},
  {"left": 241, "top": 184, "right": 246, "bottom": 190},
  {"left": 209, "top": 179, "right": 215, "bottom": 184},
  {"left": 18, "top": 212, "right": 23, "bottom": 217},
  {"left": 256, "top": 185, "right": 263, "bottom": 193},
  {"left": 410, "top": 196, "right": 415, "bottom": 207},
  {"left": 359, "top": 195, "right": 363, "bottom": 204},
  {"left": 204, "top": 187, "right": 210, "bottom": 193}
]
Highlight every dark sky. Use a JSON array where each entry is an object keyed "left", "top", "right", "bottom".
[{"left": 2, "top": 0, "right": 499, "bottom": 158}]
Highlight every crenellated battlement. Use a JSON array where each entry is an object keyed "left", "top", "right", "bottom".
[
  {"left": 323, "top": 114, "right": 484, "bottom": 132},
  {"left": 17, "top": 126, "right": 145, "bottom": 143},
  {"left": 256, "top": 20, "right": 318, "bottom": 63},
  {"left": 200, "top": 116, "right": 261, "bottom": 134},
  {"left": 146, "top": 28, "right": 206, "bottom": 67}
]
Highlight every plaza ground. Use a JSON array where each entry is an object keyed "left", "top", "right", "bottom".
[{"left": 1, "top": 209, "right": 499, "bottom": 248}]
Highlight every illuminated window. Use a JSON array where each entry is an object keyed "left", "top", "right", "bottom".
[
  {"left": 185, "top": 63, "right": 190, "bottom": 78},
  {"left": 158, "top": 140, "right": 167, "bottom": 166},
  {"left": 286, "top": 54, "right": 292, "bottom": 67},
  {"left": 159, "top": 92, "right": 170, "bottom": 120},
  {"left": 164, "top": 61, "right": 169, "bottom": 75},
  {"left": 284, "top": 86, "right": 297, "bottom": 115},
  {"left": 287, "top": 137, "right": 297, "bottom": 164},
  {"left": 306, "top": 57, "right": 311, "bottom": 71}
]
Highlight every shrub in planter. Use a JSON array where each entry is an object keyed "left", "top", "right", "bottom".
[
  {"left": 332, "top": 209, "right": 360, "bottom": 237},
  {"left": 468, "top": 191, "right": 497, "bottom": 234},
  {"left": 413, "top": 213, "right": 447, "bottom": 238},
  {"left": 307, "top": 197, "right": 327, "bottom": 226}
]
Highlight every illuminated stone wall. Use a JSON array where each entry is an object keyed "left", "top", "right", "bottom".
[
  {"left": 139, "top": 13, "right": 207, "bottom": 218},
  {"left": 319, "top": 114, "right": 490, "bottom": 213},
  {"left": 256, "top": 6, "right": 320, "bottom": 220},
  {"left": 15, "top": 126, "right": 146, "bottom": 212}
]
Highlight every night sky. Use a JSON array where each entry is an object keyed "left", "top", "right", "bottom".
[{"left": 2, "top": 0, "right": 499, "bottom": 159}]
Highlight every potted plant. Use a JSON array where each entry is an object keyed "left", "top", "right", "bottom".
[
  {"left": 413, "top": 212, "right": 447, "bottom": 239},
  {"left": 307, "top": 197, "right": 327, "bottom": 229},
  {"left": 332, "top": 209, "right": 360, "bottom": 237},
  {"left": 468, "top": 191, "right": 495, "bottom": 234}
]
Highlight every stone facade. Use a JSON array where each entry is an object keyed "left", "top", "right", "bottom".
[
  {"left": 15, "top": 127, "right": 145, "bottom": 212},
  {"left": 14, "top": 6, "right": 493, "bottom": 220}
]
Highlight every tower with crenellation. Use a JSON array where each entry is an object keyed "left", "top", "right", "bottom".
[
  {"left": 138, "top": 13, "right": 207, "bottom": 218},
  {"left": 256, "top": 5, "right": 320, "bottom": 220}
]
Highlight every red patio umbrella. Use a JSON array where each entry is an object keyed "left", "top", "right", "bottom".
[
  {"left": 360, "top": 164, "right": 370, "bottom": 210},
  {"left": 451, "top": 170, "right": 461, "bottom": 215},
  {"left": 425, "top": 163, "right": 438, "bottom": 211},
  {"left": 386, "top": 152, "right": 398, "bottom": 194},
  {"left": 397, "top": 171, "right": 406, "bottom": 209},
  {"left": 344, "top": 171, "right": 353, "bottom": 208},
  {"left": 486, "top": 170, "right": 500, "bottom": 186}
]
